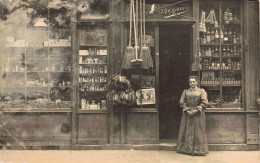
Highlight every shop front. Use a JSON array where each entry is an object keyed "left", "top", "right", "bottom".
[{"left": 0, "top": 0, "right": 259, "bottom": 150}]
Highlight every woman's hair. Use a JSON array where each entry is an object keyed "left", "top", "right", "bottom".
[{"left": 189, "top": 75, "right": 199, "bottom": 83}]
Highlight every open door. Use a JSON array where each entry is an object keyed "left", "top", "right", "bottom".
[{"left": 159, "top": 25, "right": 192, "bottom": 141}]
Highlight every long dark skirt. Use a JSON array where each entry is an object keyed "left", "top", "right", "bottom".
[{"left": 176, "top": 111, "right": 209, "bottom": 155}]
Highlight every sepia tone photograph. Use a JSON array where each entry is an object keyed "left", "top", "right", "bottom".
[{"left": 0, "top": 0, "right": 259, "bottom": 162}]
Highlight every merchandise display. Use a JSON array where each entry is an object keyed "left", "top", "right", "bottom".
[
  {"left": 1, "top": 31, "right": 72, "bottom": 109},
  {"left": 78, "top": 26, "right": 108, "bottom": 110},
  {"left": 199, "top": 4, "right": 242, "bottom": 108}
]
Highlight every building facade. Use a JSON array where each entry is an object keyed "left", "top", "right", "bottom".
[{"left": 0, "top": 0, "right": 259, "bottom": 150}]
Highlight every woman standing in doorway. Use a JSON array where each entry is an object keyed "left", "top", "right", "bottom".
[{"left": 177, "top": 76, "right": 209, "bottom": 155}]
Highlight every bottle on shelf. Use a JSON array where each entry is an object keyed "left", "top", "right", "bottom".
[
  {"left": 211, "top": 28, "right": 215, "bottom": 44},
  {"left": 223, "top": 28, "right": 229, "bottom": 43},
  {"left": 220, "top": 28, "right": 224, "bottom": 44},
  {"left": 222, "top": 46, "right": 226, "bottom": 57},
  {"left": 104, "top": 65, "right": 107, "bottom": 74},
  {"left": 203, "top": 33, "right": 207, "bottom": 44},
  {"left": 228, "top": 28, "right": 233, "bottom": 44},
  {"left": 215, "top": 29, "right": 219, "bottom": 44},
  {"left": 211, "top": 47, "right": 215, "bottom": 57},
  {"left": 215, "top": 47, "right": 219, "bottom": 57},
  {"left": 226, "top": 46, "right": 230, "bottom": 56},
  {"left": 206, "top": 28, "right": 211, "bottom": 44}
]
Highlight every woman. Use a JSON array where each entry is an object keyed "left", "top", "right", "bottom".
[{"left": 176, "top": 76, "right": 209, "bottom": 155}]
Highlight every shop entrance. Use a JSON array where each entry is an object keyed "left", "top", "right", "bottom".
[{"left": 159, "top": 25, "right": 191, "bottom": 141}]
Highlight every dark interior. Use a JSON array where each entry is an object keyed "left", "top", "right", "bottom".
[{"left": 159, "top": 25, "right": 191, "bottom": 140}]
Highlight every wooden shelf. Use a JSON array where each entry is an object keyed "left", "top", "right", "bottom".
[
  {"left": 200, "top": 69, "right": 221, "bottom": 71},
  {"left": 79, "top": 55, "right": 107, "bottom": 56},
  {"left": 79, "top": 63, "right": 107, "bottom": 65},
  {"left": 222, "top": 56, "right": 241, "bottom": 58},
  {"left": 77, "top": 109, "right": 108, "bottom": 114},
  {"left": 200, "top": 44, "right": 220, "bottom": 46},
  {"left": 80, "top": 44, "right": 107, "bottom": 47},
  {"left": 222, "top": 69, "right": 241, "bottom": 71},
  {"left": 200, "top": 56, "right": 220, "bottom": 58},
  {"left": 0, "top": 108, "right": 72, "bottom": 113}
]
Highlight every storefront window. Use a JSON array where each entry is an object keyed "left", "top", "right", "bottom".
[
  {"left": 123, "top": 26, "right": 156, "bottom": 109},
  {"left": 0, "top": 0, "right": 73, "bottom": 110},
  {"left": 198, "top": 0, "right": 242, "bottom": 108},
  {"left": 78, "top": 25, "right": 109, "bottom": 110}
]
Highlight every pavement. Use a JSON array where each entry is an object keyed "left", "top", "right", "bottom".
[{"left": 0, "top": 150, "right": 259, "bottom": 163}]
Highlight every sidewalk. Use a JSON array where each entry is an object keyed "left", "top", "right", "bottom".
[{"left": 0, "top": 150, "right": 259, "bottom": 163}]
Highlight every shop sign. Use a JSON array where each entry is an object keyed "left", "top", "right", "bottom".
[{"left": 146, "top": 0, "right": 191, "bottom": 19}]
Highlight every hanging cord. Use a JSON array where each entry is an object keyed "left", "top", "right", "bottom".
[
  {"left": 143, "top": 0, "right": 146, "bottom": 45},
  {"left": 136, "top": 0, "right": 139, "bottom": 46},
  {"left": 129, "top": 0, "right": 133, "bottom": 46},
  {"left": 132, "top": 0, "right": 138, "bottom": 59},
  {"left": 140, "top": 0, "right": 142, "bottom": 48}
]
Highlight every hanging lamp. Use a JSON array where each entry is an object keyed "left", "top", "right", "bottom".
[{"left": 121, "top": 0, "right": 135, "bottom": 69}]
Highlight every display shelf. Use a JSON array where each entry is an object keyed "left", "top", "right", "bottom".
[
  {"left": 200, "top": 56, "right": 220, "bottom": 58},
  {"left": 77, "top": 109, "right": 108, "bottom": 114},
  {"left": 200, "top": 44, "right": 220, "bottom": 46},
  {"left": 79, "top": 54, "right": 107, "bottom": 56},
  {"left": 198, "top": 1, "right": 243, "bottom": 109},
  {"left": 222, "top": 56, "right": 241, "bottom": 58},
  {"left": 0, "top": 108, "right": 72, "bottom": 113},
  {"left": 77, "top": 25, "right": 109, "bottom": 111},
  {"left": 200, "top": 69, "right": 221, "bottom": 71},
  {"left": 222, "top": 69, "right": 241, "bottom": 71},
  {"left": 79, "top": 63, "right": 107, "bottom": 65},
  {"left": 80, "top": 44, "right": 107, "bottom": 47}
]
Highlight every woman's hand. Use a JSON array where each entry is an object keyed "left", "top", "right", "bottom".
[
  {"left": 186, "top": 110, "right": 193, "bottom": 116},
  {"left": 191, "top": 109, "right": 199, "bottom": 115}
]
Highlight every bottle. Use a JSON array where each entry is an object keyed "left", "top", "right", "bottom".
[
  {"left": 215, "top": 47, "right": 219, "bottom": 57},
  {"left": 233, "top": 30, "right": 237, "bottom": 44},
  {"left": 206, "top": 28, "right": 211, "bottom": 44},
  {"left": 220, "top": 28, "right": 224, "bottom": 44},
  {"left": 226, "top": 46, "right": 230, "bottom": 56},
  {"left": 234, "top": 46, "right": 238, "bottom": 56},
  {"left": 86, "top": 101, "right": 90, "bottom": 109},
  {"left": 104, "top": 65, "right": 107, "bottom": 74},
  {"left": 208, "top": 47, "right": 212, "bottom": 56},
  {"left": 201, "top": 47, "right": 205, "bottom": 56},
  {"left": 203, "top": 33, "right": 207, "bottom": 44},
  {"left": 211, "top": 28, "right": 215, "bottom": 44},
  {"left": 215, "top": 29, "right": 219, "bottom": 44},
  {"left": 211, "top": 47, "right": 215, "bottom": 57},
  {"left": 224, "top": 28, "right": 229, "bottom": 43},
  {"left": 228, "top": 28, "right": 233, "bottom": 44},
  {"left": 222, "top": 46, "right": 226, "bottom": 57},
  {"left": 217, "top": 61, "right": 220, "bottom": 69},
  {"left": 230, "top": 47, "right": 234, "bottom": 56}
]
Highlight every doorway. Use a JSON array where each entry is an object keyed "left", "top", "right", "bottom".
[{"left": 159, "top": 25, "right": 192, "bottom": 141}]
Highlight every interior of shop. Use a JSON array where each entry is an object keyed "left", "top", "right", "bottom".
[{"left": 159, "top": 25, "right": 191, "bottom": 141}]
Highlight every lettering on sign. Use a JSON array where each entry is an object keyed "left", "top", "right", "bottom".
[{"left": 147, "top": 0, "right": 190, "bottom": 19}]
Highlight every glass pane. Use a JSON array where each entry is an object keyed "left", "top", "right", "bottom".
[
  {"left": 123, "top": 26, "right": 156, "bottom": 108},
  {"left": 199, "top": 1, "right": 221, "bottom": 108},
  {"left": 78, "top": 26, "right": 108, "bottom": 110},
  {"left": 0, "top": 1, "right": 72, "bottom": 110},
  {"left": 221, "top": 1, "right": 242, "bottom": 108}
]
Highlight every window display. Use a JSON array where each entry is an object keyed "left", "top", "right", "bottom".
[
  {"left": 199, "top": 1, "right": 242, "bottom": 108},
  {"left": 78, "top": 26, "right": 108, "bottom": 110},
  {"left": 0, "top": 5, "right": 72, "bottom": 110}
]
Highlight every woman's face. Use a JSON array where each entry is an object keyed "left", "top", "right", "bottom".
[{"left": 189, "top": 78, "right": 198, "bottom": 89}]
